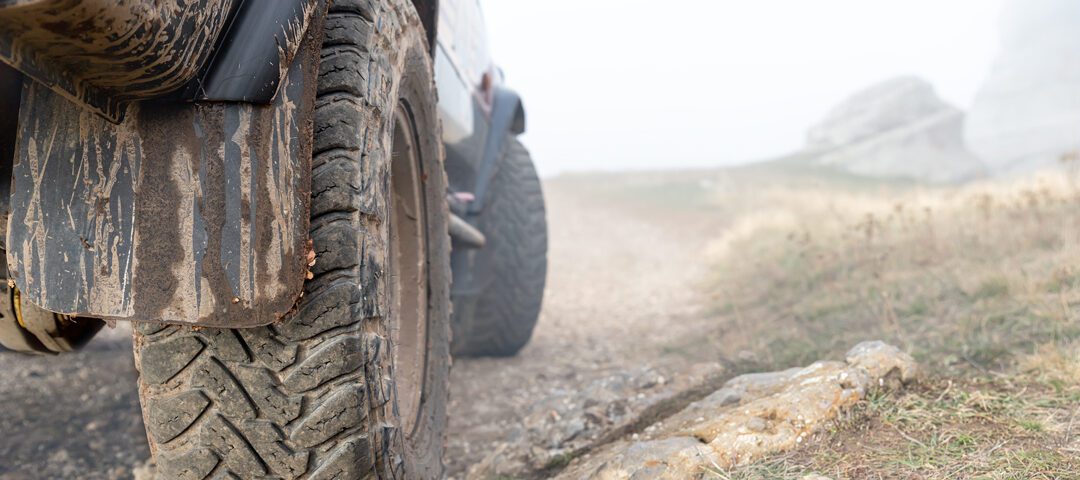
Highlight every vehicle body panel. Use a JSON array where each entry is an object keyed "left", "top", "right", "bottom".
[
  {"left": 434, "top": 0, "right": 524, "bottom": 199},
  {"left": 435, "top": 0, "right": 493, "bottom": 196},
  {"left": 434, "top": 0, "right": 528, "bottom": 306}
]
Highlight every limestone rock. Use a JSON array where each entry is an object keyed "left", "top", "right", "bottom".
[
  {"left": 808, "top": 77, "right": 950, "bottom": 149},
  {"left": 587, "top": 437, "right": 713, "bottom": 480},
  {"left": 463, "top": 362, "right": 728, "bottom": 480},
  {"left": 815, "top": 108, "right": 985, "bottom": 183},
  {"left": 806, "top": 77, "right": 985, "bottom": 183},
  {"left": 964, "top": 0, "right": 1080, "bottom": 174},
  {"left": 558, "top": 341, "right": 918, "bottom": 479},
  {"left": 845, "top": 340, "right": 919, "bottom": 384}
]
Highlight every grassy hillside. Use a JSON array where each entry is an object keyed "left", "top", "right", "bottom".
[
  {"left": 557, "top": 161, "right": 1080, "bottom": 478},
  {"left": 710, "top": 165, "right": 1080, "bottom": 478}
]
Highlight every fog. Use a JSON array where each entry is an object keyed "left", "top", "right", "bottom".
[{"left": 483, "top": 0, "right": 1005, "bottom": 176}]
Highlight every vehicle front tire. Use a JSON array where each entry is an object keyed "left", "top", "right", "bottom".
[
  {"left": 451, "top": 137, "right": 548, "bottom": 357},
  {"left": 132, "top": 1, "right": 450, "bottom": 478}
]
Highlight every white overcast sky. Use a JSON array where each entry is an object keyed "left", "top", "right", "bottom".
[{"left": 482, "top": 0, "right": 1006, "bottom": 175}]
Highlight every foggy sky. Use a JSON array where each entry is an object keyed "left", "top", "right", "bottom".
[{"left": 482, "top": 0, "right": 1005, "bottom": 176}]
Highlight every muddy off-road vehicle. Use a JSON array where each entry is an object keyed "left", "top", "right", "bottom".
[{"left": 0, "top": 0, "right": 546, "bottom": 477}]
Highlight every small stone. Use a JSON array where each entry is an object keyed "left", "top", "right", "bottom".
[
  {"left": 845, "top": 340, "right": 918, "bottom": 384},
  {"left": 558, "top": 418, "right": 587, "bottom": 445},
  {"left": 745, "top": 416, "right": 768, "bottom": 432},
  {"left": 583, "top": 406, "right": 609, "bottom": 426}
]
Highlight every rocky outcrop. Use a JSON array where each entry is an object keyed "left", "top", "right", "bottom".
[
  {"left": 462, "top": 362, "right": 728, "bottom": 479},
  {"left": 808, "top": 77, "right": 951, "bottom": 149},
  {"left": 557, "top": 341, "right": 918, "bottom": 479},
  {"left": 804, "top": 77, "right": 985, "bottom": 183},
  {"left": 964, "top": 0, "right": 1080, "bottom": 174}
]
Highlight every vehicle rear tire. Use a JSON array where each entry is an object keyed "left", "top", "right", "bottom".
[
  {"left": 451, "top": 137, "right": 547, "bottom": 357},
  {"left": 132, "top": 1, "right": 451, "bottom": 478}
]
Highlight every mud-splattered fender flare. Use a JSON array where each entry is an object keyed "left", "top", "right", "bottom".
[
  {"left": 412, "top": 0, "right": 440, "bottom": 52},
  {"left": 469, "top": 86, "right": 527, "bottom": 214}
]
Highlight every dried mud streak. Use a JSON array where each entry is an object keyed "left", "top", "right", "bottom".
[
  {"left": 0, "top": 0, "right": 236, "bottom": 121},
  {"left": 7, "top": 15, "right": 319, "bottom": 327},
  {"left": 131, "top": 104, "right": 192, "bottom": 320}
]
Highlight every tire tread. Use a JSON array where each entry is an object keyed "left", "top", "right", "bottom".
[
  {"left": 452, "top": 137, "right": 548, "bottom": 357},
  {"left": 133, "top": 2, "right": 429, "bottom": 478}
]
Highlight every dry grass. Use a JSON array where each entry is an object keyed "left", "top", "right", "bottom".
[
  {"left": 552, "top": 161, "right": 1080, "bottom": 477},
  {"left": 631, "top": 161, "right": 1080, "bottom": 478},
  {"left": 692, "top": 166, "right": 1080, "bottom": 371},
  {"left": 715, "top": 374, "right": 1080, "bottom": 479}
]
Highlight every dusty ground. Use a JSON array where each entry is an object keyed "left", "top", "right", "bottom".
[
  {"left": 445, "top": 178, "right": 730, "bottom": 478},
  {"left": 0, "top": 175, "right": 727, "bottom": 479},
  {"left": 0, "top": 326, "right": 148, "bottom": 480}
]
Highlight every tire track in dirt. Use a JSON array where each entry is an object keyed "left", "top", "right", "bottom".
[{"left": 446, "top": 178, "right": 727, "bottom": 478}]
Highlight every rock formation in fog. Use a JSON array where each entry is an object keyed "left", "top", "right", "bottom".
[
  {"left": 964, "top": 0, "right": 1080, "bottom": 174},
  {"left": 805, "top": 76, "right": 986, "bottom": 183},
  {"left": 808, "top": 77, "right": 951, "bottom": 149}
]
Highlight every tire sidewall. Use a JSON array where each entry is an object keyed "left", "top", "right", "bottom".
[{"left": 391, "top": 25, "right": 451, "bottom": 479}]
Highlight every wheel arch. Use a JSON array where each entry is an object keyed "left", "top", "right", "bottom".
[
  {"left": 411, "top": 0, "right": 440, "bottom": 51},
  {"left": 470, "top": 86, "right": 527, "bottom": 213}
]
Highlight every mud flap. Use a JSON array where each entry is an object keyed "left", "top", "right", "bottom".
[{"left": 4, "top": 8, "right": 326, "bottom": 328}]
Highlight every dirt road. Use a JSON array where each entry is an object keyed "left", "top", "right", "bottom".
[
  {"left": 446, "top": 178, "right": 729, "bottom": 478},
  {"left": 0, "top": 326, "right": 149, "bottom": 479},
  {"left": 0, "top": 176, "right": 722, "bottom": 479}
]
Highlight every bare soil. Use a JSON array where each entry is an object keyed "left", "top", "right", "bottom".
[
  {"left": 0, "top": 326, "right": 148, "bottom": 480},
  {"left": 445, "top": 178, "right": 730, "bottom": 478}
]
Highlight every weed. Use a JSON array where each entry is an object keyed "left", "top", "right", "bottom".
[
  {"left": 972, "top": 276, "right": 1011, "bottom": 300},
  {"left": 1016, "top": 419, "right": 1045, "bottom": 432}
]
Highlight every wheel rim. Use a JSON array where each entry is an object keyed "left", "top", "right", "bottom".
[{"left": 388, "top": 103, "right": 429, "bottom": 437}]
